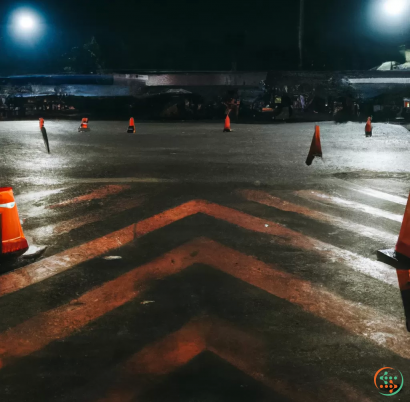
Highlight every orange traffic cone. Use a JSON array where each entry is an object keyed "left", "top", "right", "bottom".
[
  {"left": 39, "top": 118, "right": 44, "bottom": 129},
  {"left": 305, "top": 125, "right": 323, "bottom": 166},
  {"left": 0, "top": 187, "right": 29, "bottom": 259},
  {"left": 127, "top": 117, "right": 136, "bottom": 133},
  {"left": 223, "top": 115, "right": 232, "bottom": 132},
  {"left": 365, "top": 117, "right": 372, "bottom": 137},
  {"left": 78, "top": 118, "right": 90, "bottom": 132}
]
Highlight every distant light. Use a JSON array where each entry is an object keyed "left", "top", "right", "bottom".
[
  {"left": 18, "top": 15, "right": 35, "bottom": 30},
  {"left": 9, "top": 9, "right": 42, "bottom": 40},
  {"left": 384, "top": 0, "right": 406, "bottom": 15}
]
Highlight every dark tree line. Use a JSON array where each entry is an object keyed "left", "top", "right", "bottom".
[{"left": 61, "top": 37, "right": 104, "bottom": 74}]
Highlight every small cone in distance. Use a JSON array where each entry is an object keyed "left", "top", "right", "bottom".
[
  {"left": 39, "top": 118, "right": 44, "bottom": 129},
  {"left": 127, "top": 117, "right": 136, "bottom": 133},
  {"left": 0, "top": 187, "right": 29, "bottom": 259},
  {"left": 305, "top": 125, "right": 322, "bottom": 166},
  {"left": 78, "top": 118, "right": 90, "bottom": 132},
  {"left": 365, "top": 117, "right": 372, "bottom": 137},
  {"left": 223, "top": 115, "right": 232, "bottom": 132}
]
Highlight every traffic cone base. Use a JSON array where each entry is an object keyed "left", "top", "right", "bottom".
[
  {"left": 0, "top": 187, "right": 29, "bottom": 260},
  {"left": 1, "top": 237, "right": 29, "bottom": 257},
  {"left": 377, "top": 193, "right": 410, "bottom": 332},
  {"left": 127, "top": 117, "right": 136, "bottom": 133},
  {"left": 377, "top": 194, "right": 410, "bottom": 269},
  {"left": 305, "top": 125, "right": 322, "bottom": 166},
  {"left": 377, "top": 246, "right": 410, "bottom": 332},
  {"left": 376, "top": 248, "right": 410, "bottom": 270}
]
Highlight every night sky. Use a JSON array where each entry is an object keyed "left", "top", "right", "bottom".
[{"left": 0, "top": 0, "right": 408, "bottom": 74}]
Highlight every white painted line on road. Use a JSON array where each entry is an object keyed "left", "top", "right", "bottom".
[
  {"left": 74, "top": 178, "right": 176, "bottom": 184},
  {"left": 13, "top": 177, "right": 177, "bottom": 185},
  {"left": 15, "top": 188, "right": 65, "bottom": 204},
  {"left": 295, "top": 190, "right": 403, "bottom": 223},
  {"left": 349, "top": 78, "right": 410, "bottom": 84},
  {"left": 239, "top": 189, "right": 398, "bottom": 244},
  {"left": 13, "top": 177, "right": 281, "bottom": 185},
  {"left": 351, "top": 188, "right": 408, "bottom": 206}
]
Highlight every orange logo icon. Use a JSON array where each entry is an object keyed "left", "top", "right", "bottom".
[{"left": 374, "top": 367, "right": 403, "bottom": 396}]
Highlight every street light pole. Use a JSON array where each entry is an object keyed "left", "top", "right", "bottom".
[{"left": 299, "top": 0, "right": 305, "bottom": 70}]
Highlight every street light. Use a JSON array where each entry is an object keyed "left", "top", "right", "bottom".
[
  {"left": 384, "top": 0, "right": 406, "bottom": 16},
  {"left": 18, "top": 15, "right": 35, "bottom": 31},
  {"left": 8, "top": 9, "right": 40, "bottom": 40}
]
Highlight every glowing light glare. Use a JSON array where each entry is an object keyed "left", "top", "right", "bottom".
[
  {"left": 8, "top": 9, "right": 42, "bottom": 41},
  {"left": 384, "top": 0, "right": 406, "bottom": 15},
  {"left": 18, "top": 15, "right": 35, "bottom": 30}
]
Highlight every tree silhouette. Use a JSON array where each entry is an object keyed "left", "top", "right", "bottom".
[{"left": 62, "top": 37, "right": 104, "bottom": 74}]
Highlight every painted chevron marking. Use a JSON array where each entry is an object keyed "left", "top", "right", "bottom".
[
  {"left": 96, "top": 317, "right": 371, "bottom": 402},
  {"left": 295, "top": 190, "right": 403, "bottom": 223},
  {"left": 28, "top": 195, "right": 145, "bottom": 238},
  {"left": 0, "top": 200, "right": 201, "bottom": 297},
  {"left": 238, "top": 189, "right": 398, "bottom": 244},
  {"left": 0, "top": 238, "right": 408, "bottom": 371},
  {"left": 96, "top": 320, "right": 208, "bottom": 402},
  {"left": 0, "top": 200, "right": 397, "bottom": 297}
]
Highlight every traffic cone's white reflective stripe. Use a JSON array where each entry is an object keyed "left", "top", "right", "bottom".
[{"left": 0, "top": 202, "right": 15, "bottom": 209}]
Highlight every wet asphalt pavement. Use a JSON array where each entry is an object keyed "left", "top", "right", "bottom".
[{"left": 0, "top": 120, "right": 410, "bottom": 401}]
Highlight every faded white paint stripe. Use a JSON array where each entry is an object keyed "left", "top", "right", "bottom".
[
  {"left": 296, "top": 190, "right": 403, "bottom": 223},
  {"left": 309, "top": 240, "right": 398, "bottom": 287},
  {"left": 15, "top": 188, "right": 65, "bottom": 204},
  {"left": 238, "top": 189, "right": 398, "bottom": 245},
  {"left": 13, "top": 177, "right": 176, "bottom": 185},
  {"left": 352, "top": 188, "right": 408, "bottom": 206},
  {"left": 349, "top": 78, "right": 410, "bottom": 84}
]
